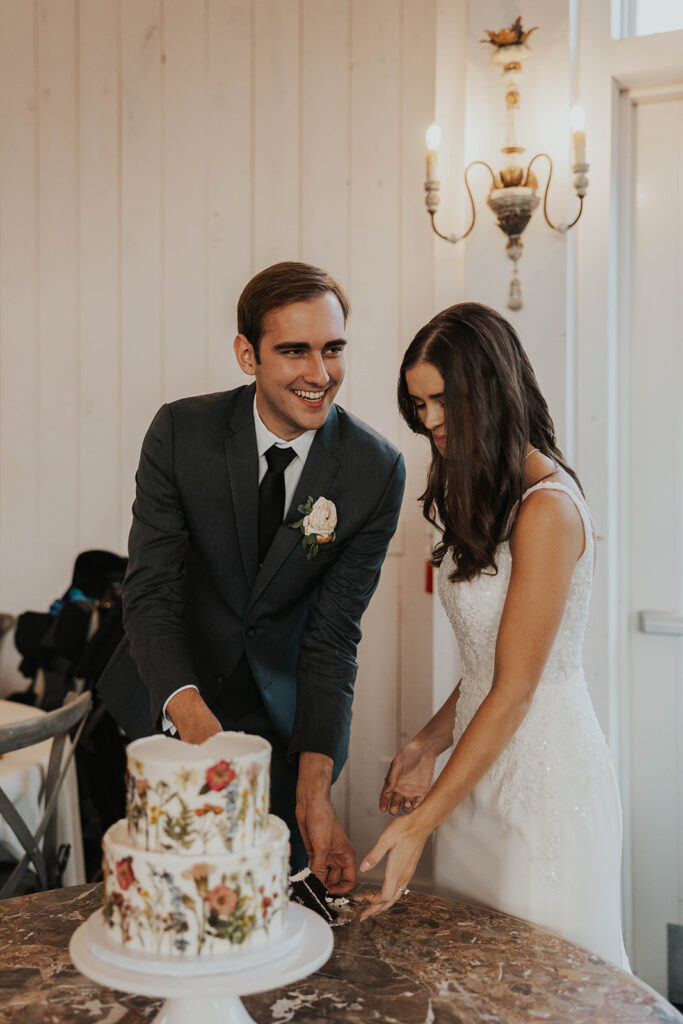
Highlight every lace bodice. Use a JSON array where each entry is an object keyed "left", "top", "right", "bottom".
[{"left": 437, "top": 482, "right": 610, "bottom": 880}]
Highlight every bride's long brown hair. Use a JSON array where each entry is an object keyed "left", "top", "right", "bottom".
[{"left": 398, "top": 302, "right": 582, "bottom": 582}]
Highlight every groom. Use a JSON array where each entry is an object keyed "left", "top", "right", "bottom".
[{"left": 97, "top": 262, "right": 405, "bottom": 893}]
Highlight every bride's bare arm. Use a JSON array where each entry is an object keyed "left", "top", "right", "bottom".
[
  {"left": 360, "top": 488, "right": 585, "bottom": 919},
  {"left": 415, "top": 683, "right": 463, "bottom": 755}
]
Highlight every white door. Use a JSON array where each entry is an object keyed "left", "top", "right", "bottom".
[{"left": 625, "top": 87, "right": 683, "bottom": 996}]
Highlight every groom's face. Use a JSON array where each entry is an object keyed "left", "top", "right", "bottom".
[{"left": 235, "top": 292, "right": 347, "bottom": 440}]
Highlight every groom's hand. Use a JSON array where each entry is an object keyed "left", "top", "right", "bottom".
[
  {"left": 296, "top": 752, "right": 357, "bottom": 895},
  {"left": 167, "top": 688, "right": 222, "bottom": 745}
]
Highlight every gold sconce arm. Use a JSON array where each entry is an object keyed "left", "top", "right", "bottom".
[
  {"left": 525, "top": 152, "right": 586, "bottom": 235},
  {"left": 426, "top": 160, "right": 497, "bottom": 244}
]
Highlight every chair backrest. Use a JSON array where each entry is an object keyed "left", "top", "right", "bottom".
[
  {"left": 0, "top": 690, "right": 92, "bottom": 898},
  {"left": 0, "top": 691, "right": 92, "bottom": 755}
]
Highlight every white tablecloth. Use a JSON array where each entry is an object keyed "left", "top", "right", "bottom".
[{"left": 0, "top": 699, "right": 85, "bottom": 886}]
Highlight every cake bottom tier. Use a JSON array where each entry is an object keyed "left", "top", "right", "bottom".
[{"left": 102, "top": 815, "right": 290, "bottom": 957}]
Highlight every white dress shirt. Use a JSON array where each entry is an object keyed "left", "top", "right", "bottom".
[
  {"left": 161, "top": 396, "right": 317, "bottom": 732},
  {"left": 252, "top": 395, "right": 316, "bottom": 504}
]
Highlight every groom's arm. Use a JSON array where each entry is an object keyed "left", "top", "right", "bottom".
[
  {"left": 290, "top": 450, "right": 406, "bottom": 891},
  {"left": 121, "top": 404, "right": 220, "bottom": 739}
]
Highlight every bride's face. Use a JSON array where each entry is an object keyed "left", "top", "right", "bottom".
[{"left": 405, "top": 361, "right": 446, "bottom": 454}]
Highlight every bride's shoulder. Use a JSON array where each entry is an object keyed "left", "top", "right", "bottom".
[{"left": 510, "top": 475, "right": 586, "bottom": 563}]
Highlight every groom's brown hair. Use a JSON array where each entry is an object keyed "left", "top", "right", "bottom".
[{"left": 237, "top": 262, "right": 350, "bottom": 362}]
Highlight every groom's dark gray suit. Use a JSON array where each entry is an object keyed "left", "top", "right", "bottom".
[{"left": 98, "top": 382, "right": 405, "bottom": 791}]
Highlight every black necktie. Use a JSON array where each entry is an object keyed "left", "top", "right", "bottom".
[{"left": 258, "top": 445, "right": 296, "bottom": 563}]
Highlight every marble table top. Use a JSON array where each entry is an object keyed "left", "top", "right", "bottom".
[{"left": 0, "top": 883, "right": 680, "bottom": 1024}]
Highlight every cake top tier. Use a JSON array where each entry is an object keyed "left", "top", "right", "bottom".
[
  {"left": 125, "top": 732, "right": 272, "bottom": 855},
  {"left": 127, "top": 731, "right": 271, "bottom": 767}
]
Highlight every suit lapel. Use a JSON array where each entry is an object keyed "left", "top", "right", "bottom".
[
  {"left": 224, "top": 384, "right": 259, "bottom": 589},
  {"left": 247, "top": 405, "right": 341, "bottom": 612}
]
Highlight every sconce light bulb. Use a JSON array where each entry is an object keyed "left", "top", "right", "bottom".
[
  {"left": 426, "top": 123, "right": 442, "bottom": 150},
  {"left": 569, "top": 104, "right": 586, "bottom": 132}
]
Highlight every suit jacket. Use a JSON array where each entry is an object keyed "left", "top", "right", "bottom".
[{"left": 97, "top": 383, "right": 405, "bottom": 778}]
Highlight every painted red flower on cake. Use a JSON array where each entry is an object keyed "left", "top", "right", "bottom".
[
  {"left": 115, "top": 856, "right": 136, "bottom": 890},
  {"left": 206, "top": 884, "right": 238, "bottom": 917},
  {"left": 201, "top": 760, "right": 236, "bottom": 793}
]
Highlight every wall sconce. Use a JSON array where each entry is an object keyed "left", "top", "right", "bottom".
[{"left": 424, "top": 17, "right": 589, "bottom": 311}]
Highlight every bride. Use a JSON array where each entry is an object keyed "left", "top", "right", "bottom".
[{"left": 360, "top": 302, "right": 629, "bottom": 968}]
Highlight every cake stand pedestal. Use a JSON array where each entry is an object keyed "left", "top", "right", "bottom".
[{"left": 70, "top": 904, "right": 333, "bottom": 1024}]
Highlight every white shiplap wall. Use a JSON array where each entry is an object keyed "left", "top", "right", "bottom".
[{"left": 0, "top": 0, "right": 437, "bottom": 861}]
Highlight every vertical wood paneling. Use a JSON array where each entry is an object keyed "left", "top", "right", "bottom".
[
  {"left": 347, "top": 0, "right": 402, "bottom": 867},
  {"left": 431, "top": 1, "right": 468, "bottom": 885},
  {"left": 207, "top": 0, "right": 253, "bottom": 392},
  {"left": 433, "top": 0, "right": 467, "bottom": 311},
  {"left": 0, "top": 1, "right": 443, "bottom": 894},
  {"left": 163, "top": 0, "right": 208, "bottom": 402},
  {"left": 79, "top": 0, "right": 122, "bottom": 552},
  {"left": 301, "top": 0, "right": 349, "bottom": 283},
  {"left": 120, "top": 0, "right": 163, "bottom": 541},
  {"left": 575, "top": 0, "right": 616, "bottom": 740},
  {"left": 348, "top": 0, "right": 400, "bottom": 444},
  {"left": 351, "top": 558, "right": 402, "bottom": 864},
  {"left": 393, "top": 0, "right": 440, "bottom": 885},
  {"left": 301, "top": 0, "right": 352, "bottom": 827},
  {"left": 398, "top": 0, "right": 436, "bottom": 760},
  {"left": 0, "top": 0, "right": 40, "bottom": 609},
  {"left": 37, "top": 0, "right": 79, "bottom": 593},
  {"left": 253, "top": 0, "right": 300, "bottom": 268}
]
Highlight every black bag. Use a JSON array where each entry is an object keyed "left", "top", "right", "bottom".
[{"left": 13, "top": 550, "right": 127, "bottom": 710}]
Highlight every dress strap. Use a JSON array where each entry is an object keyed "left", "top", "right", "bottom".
[{"left": 521, "top": 481, "right": 594, "bottom": 561}]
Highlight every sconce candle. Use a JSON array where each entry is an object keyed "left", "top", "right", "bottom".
[
  {"left": 573, "top": 130, "right": 586, "bottom": 165},
  {"left": 569, "top": 104, "right": 587, "bottom": 165},
  {"left": 425, "top": 122, "right": 442, "bottom": 181}
]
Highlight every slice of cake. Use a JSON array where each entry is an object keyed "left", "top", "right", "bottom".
[
  {"left": 290, "top": 867, "right": 338, "bottom": 923},
  {"left": 101, "top": 732, "right": 291, "bottom": 957}
]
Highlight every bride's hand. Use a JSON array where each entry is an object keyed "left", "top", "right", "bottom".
[
  {"left": 380, "top": 740, "right": 436, "bottom": 815},
  {"left": 358, "top": 815, "right": 429, "bottom": 921}
]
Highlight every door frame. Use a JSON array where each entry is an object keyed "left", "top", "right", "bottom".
[{"left": 610, "top": 30, "right": 683, "bottom": 963}]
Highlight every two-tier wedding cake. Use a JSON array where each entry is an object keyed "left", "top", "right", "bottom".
[{"left": 101, "top": 732, "right": 290, "bottom": 957}]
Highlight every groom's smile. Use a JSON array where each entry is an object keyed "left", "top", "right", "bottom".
[
  {"left": 291, "top": 386, "right": 330, "bottom": 408},
  {"left": 235, "top": 291, "right": 347, "bottom": 440}
]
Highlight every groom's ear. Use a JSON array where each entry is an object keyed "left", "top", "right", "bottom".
[{"left": 234, "top": 334, "right": 257, "bottom": 376}]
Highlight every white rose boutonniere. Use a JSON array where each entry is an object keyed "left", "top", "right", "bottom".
[{"left": 288, "top": 496, "right": 337, "bottom": 560}]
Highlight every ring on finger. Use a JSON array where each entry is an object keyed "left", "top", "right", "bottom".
[{"left": 397, "top": 886, "right": 410, "bottom": 897}]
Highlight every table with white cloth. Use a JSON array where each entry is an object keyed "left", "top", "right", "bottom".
[{"left": 0, "top": 698, "right": 85, "bottom": 888}]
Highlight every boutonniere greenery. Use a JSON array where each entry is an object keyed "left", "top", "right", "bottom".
[{"left": 288, "top": 496, "right": 337, "bottom": 560}]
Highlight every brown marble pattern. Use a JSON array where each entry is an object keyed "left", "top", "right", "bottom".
[{"left": 0, "top": 883, "right": 680, "bottom": 1024}]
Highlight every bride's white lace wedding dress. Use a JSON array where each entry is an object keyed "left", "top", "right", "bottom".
[{"left": 436, "top": 481, "right": 629, "bottom": 967}]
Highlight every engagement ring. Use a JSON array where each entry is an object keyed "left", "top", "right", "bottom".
[{"left": 398, "top": 887, "right": 410, "bottom": 897}]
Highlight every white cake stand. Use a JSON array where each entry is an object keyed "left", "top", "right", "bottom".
[{"left": 70, "top": 903, "right": 333, "bottom": 1024}]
